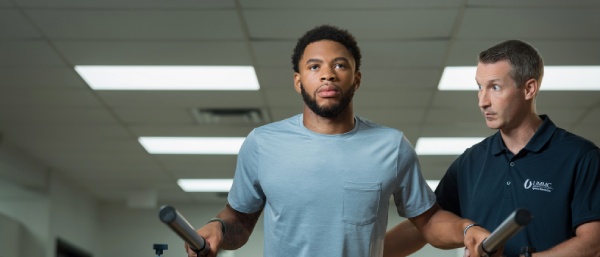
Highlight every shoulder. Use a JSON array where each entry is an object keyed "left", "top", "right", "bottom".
[
  {"left": 253, "top": 114, "right": 302, "bottom": 135},
  {"left": 551, "top": 127, "right": 599, "bottom": 156},
  {"left": 465, "top": 134, "right": 494, "bottom": 152},
  {"left": 456, "top": 134, "right": 495, "bottom": 162},
  {"left": 355, "top": 116, "right": 406, "bottom": 138}
]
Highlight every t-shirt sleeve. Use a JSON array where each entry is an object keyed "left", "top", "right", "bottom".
[
  {"left": 227, "top": 130, "right": 266, "bottom": 213},
  {"left": 393, "top": 135, "right": 436, "bottom": 218},
  {"left": 571, "top": 148, "right": 600, "bottom": 228},
  {"left": 435, "top": 156, "right": 462, "bottom": 217}
]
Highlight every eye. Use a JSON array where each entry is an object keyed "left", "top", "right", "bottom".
[
  {"left": 492, "top": 85, "right": 501, "bottom": 91},
  {"left": 477, "top": 85, "right": 482, "bottom": 90},
  {"left": 334, "top": 63, "right": 346, "bottom": 69},
  {"left": 309, "top": 64, "right": 319, "bottom": 71}
]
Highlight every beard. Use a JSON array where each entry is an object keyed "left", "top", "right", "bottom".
[{"left": 300, "top": 84, "right": 354, "bottom": 118}]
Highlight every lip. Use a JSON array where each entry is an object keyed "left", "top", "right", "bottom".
[
  {"left": 317, "top": 85, "right": 340, "bottom": 98},
  {"left": 482, "top": 112, "right": 496, "bottom": 119}
]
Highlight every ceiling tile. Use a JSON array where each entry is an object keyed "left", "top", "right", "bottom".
[
  {"left": 467, "top": 0, "right": 600, "bottom": 7},
  {"left": 14, "top": 0, "right": 235, "bottom": 8},
  {"left": 54, "top": 41, "right": 252, "bottom": 65},
  {"left": 241, "top": 0, "right": 464, "bottom": 8},
  {"left": 27, "top": 9, "right": 244, "bottom": 40},
  {"left": 354, "top": 89, "right": 435, "bottom": 108},
  {"left": 0, "top": 67, "right": 86, "bottom": 88},
  {"left": 425, "top": 107, "right": 483, "bottom": 123},
  {"left": 129, "top": 125, "right": 255, "bottom": 138},
  {"left": 245, "top": 9, "right": 458, "bottom": 39},
  {"left": 113, "top": 108, "right": 196, "bottom": 125},
  {"left": 0, "top": 89, "right": 104, "bottom": 107},
  {"left": 0, "top": 0, "right": 14, "bottom": 7},
  {"left": 96, "top": 91, "right": 265, "bottom": 108},
  {"left": 0, "top": 9, "right": 42, "bottom": 39},
  {"left": 457, "top": 7, "right": 600, "bottom": 40},
  {"left": 361, "top": 41, "right": 448, "bottom": 68},
  {"left": 0, "top": 41, "right": 65, "bottom": 66},
  {"left": 447, "top": 40, "right": 600, "bottom": 66}
]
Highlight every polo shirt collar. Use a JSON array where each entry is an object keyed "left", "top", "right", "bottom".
[{"left": 490, "top": 114, "right": 556, "bottom": 155}]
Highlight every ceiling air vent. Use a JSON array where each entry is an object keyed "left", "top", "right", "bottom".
[{"left": 191, "top": 108, "right": 269, "bottom": 125}]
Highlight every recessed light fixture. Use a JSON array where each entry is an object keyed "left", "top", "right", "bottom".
[
  {"left": 178, "top": 179, "right": 233, "bottom": 192},
  {"left": 138, "top": 137, "right": 245, "bottom": 154},
  {"left": 438, "top": 66, "right": 600, "bottom": 91},
  {"left": 75, "top": 65, "right": 260, "bottom": 90},
  {"left": 415, "top": 137, "right": 484, "bottom": 155}
]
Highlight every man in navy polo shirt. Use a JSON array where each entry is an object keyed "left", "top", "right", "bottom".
[{"left": 384, "top": 40, "right": 600, "bottom": 257}]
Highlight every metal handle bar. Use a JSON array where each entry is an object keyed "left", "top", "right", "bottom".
[
  {"left": 481, "top": 208, "right": 532, "bottom": 255},
  {"left": 159, "top": 205, "right": 210, "bottom": 255}
]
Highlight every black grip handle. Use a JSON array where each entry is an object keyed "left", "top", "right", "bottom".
[
  {"left": 481, "top": 208, "right": 532, "bottom": 255},
  {"left": 159, "top": 205, "right": 210, "bottom": 255}
]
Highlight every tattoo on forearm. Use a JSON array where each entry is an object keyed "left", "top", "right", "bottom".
[{"left": 219, "top": 204, "right": 262, "bottom": 249}]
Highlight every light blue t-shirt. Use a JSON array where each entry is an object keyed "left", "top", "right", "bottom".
[{"left": 228, "top": 114, "right": 435, "bottom": 257}]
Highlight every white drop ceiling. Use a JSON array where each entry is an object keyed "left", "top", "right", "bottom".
[{"left": 1, "top": 0, "right": 599, "bottom": 204}]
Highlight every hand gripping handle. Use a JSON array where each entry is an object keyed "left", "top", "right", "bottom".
[
  {"left": 159, "top": 205, "right": 210, "bottom": 255},
  {"left": 481, "top": 208, "right": 532, "bottom": 255}
]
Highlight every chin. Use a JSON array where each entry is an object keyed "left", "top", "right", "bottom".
[{"left": 485, "top": 122, "right": 500, "bottom": 130}]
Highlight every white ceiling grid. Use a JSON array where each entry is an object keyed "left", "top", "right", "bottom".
[{"left": 0, "top": 0, "right": 599, "bottom": 204}]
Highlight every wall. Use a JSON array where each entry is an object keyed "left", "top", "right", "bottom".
[
  {"left": 0, "top": 182, "right": 47, "bottom": 257},
  {"left": 0, "top": 143, "right": 97, "bottom": 257},
  {"left": 97, "top": 202, "right": 265, "bottom": 257},
  {"left": 1, "top": 142, "right": 462, "bottom": 257},
  {"left": 96, "top": 201, "right": 460, "bottom": 257}
]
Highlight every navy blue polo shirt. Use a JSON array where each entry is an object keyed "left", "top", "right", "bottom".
[{"left": 436, "top": 115, "right": 600, "bottom": 257}]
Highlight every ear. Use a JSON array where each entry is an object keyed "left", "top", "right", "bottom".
[
  {"left": 353, "top": 71, "right": 362, "bottom": 92},
  {"left": 293, "top": 72, "right": 302, "bottom": 94},
  {"left": 523, "top": 78, "right": 539, "bottom": 100}
]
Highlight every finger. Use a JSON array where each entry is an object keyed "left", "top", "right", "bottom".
[{"left": 186, "top": 247, "right": 198, "bottom": 257}]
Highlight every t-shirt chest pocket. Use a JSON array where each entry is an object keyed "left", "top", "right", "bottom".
[{"left": 342, "top": 182, "right": 381, "bottom": 225}]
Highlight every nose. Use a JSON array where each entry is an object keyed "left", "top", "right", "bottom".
[
  {"left": 478, "top": 89, "right": 490, "bottom": 110},
  {"left": 320, "top": 66, "right": 336, "bottom": 82}
]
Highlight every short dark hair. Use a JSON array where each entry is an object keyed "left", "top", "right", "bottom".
[
  {"left": 478, "top": 39, "right": 544, "bottom": 87},
  {"left": 291, "top": 25, "right": 362, "bottom": 73}
]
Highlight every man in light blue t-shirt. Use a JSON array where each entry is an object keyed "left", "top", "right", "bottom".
[{"left": 186, "top": 24, "right": 494, "bottom": 257}]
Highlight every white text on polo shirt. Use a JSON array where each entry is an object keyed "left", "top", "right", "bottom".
[{"left": 523, "top": 179, "right": 553, "bottom": 192}]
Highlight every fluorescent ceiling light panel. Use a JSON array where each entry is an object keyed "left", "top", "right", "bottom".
[
  {"left": 415, "top": 137, "right": 484, "bottom": 155},
  {"left": 138, "top": 137, "right": 245, "bottom": 154},
  {"left": 178, "top": 179, "right": 233, "bottom": 192},
  {"left": 438, "top": 66, "right": 600, "bottom": 91},
  {"left": 75, "top": 65, "right": 260, "bottom": 90},
  {"left": 426, "top": 180, "right": 440, "bottom": 191},
  {"left": 438, "top": 66, "right": 477, "bottom": 91}
]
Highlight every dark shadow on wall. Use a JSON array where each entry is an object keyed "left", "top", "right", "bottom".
[{"left": 56, "top": 238, "right": 92, "bottom": 257}]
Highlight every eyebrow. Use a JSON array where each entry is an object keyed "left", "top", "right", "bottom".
[
  {"left": 304, "top": 57, "right": 350, "bottom": 65},
  {"left": 305, "top": 58, "right": 323, "bottom": 65},
  {"left": 476, "top": 76, "right": 502, "bottom": 84}
]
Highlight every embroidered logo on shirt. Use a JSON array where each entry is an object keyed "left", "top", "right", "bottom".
[{"left": 523, "top": 179, "right": 553, "bottom": 192}]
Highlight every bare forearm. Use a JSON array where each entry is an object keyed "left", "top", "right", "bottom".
[
  {"left": 384, "top": 220, "right": 427, "bottom": 257},
  {"left": 532, "top": 241, "right": 600, "bottom": 257},
  {"left": 217, "top": 204, "right": 262, "bottom": 250},
  {"left": 418, "top": 208, "right": 470, "bottom": 249},
  {"left": 411, "top": 203, "right": 472, "bottom": 249},
  {"left": 533, "top": 225, "right": 600, "bottom": 257}
]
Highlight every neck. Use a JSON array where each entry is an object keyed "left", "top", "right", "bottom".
[
  {"left": 302, "top": 106, "right": 355, "bottom": 135},
  {"left": 500, "top": 114, "right": 543, "bottom": 154}
]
